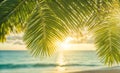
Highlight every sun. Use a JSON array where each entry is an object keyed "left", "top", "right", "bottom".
[{"left": 57, "top": 37, "right": 73, "bottom": 50}]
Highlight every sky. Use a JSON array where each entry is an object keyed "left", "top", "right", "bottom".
[
  {"left": 0, "top": 34, "right": 96, "bottom": 50},
  {"left": 0, "top": 34, "right": 26, "bottom": 50}
]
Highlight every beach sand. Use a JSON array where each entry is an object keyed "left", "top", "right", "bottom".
[{"left": 69, "top": 69, "right": 120, "bottom": 73}]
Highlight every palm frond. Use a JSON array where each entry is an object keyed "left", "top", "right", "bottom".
[
  {"left": 23, "top": 1, "right": 68, "bottom": 57},
  {"left": 94, "top": 15, "right": 120, "bottom": 66},
  {"left": 47, "top": 0, "right": 98, "bottom": 31},
  {"left": 0, "top": 0, "right": 39, "bottom": 42}
]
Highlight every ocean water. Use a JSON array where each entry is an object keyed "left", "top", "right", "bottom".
[{"left": 0, "top": 50, "right": 118, "bottom": 73}]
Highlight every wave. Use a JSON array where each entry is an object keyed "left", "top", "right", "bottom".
[{"left": 0, "top": 63, "right": 101, "bottom": 69}]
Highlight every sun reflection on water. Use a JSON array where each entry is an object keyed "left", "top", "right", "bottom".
[{"left": 56, "top": 51, "right": 66, "bottom": 72}]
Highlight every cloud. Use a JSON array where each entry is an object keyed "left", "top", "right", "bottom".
[
  {"left": 0, "top": 34, "right": 26, "bottom": 50},
  {"left": 5, "top": 34, "right": 24, "bottom": 45},
  {"left": 7, "top": 35, "right": 22, "bottom": 40},
  {"left": 13, "top": 41, "right": 24, "bottom": 45}
]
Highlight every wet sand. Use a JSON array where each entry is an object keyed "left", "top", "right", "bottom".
[{"left": 69, "top": 69, "right": 120, "bottom": 73}]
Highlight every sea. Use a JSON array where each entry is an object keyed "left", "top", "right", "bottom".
[{"left": 0, "top": 50, "right": 119, "bottom": 73}]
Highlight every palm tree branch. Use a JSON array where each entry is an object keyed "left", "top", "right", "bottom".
[
  {"left": 0, "top": 0, "right": 39, "bottom": 42},
  {"left": 24, "top": 1, "right": 68, "bottom": 57}
]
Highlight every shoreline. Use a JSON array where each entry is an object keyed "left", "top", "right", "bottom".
[{"left": 68, "top": 69, "right": 120, "bottom": 73}]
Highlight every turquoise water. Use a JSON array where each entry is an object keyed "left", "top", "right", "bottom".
[{"left": 0, "top": 50, "right": 118, "bottom": 73}]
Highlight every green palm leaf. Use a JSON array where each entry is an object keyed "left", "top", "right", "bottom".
[
  {"left": 24, "top": 1, "right": 68, "bottom": 57},
  {"left": 94, "top": 14, "right": 120, "bottom": 66},
  {"left": 47, "top": 0, "right": 97, "bottom": 30},
  {"left": 95, "top": 25, "right": 120, "bottom": 66},
  {"left": 0, "top": 0, "right": 39, "bottom": 42}
]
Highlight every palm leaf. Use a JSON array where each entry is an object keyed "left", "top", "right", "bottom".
[
  {"left": 94, "top": 13, "right": 120, "bottom": 66},
  {"left": 95, "top": 25, "right": 120, "bottom": 66},
  {"left": 0, "top": 0, "right": 39, "bottom": 42},
  {"left": 47, "top": 0, "right": 97, "bottom": 30},
  {"left": 23, "top": 1, "right": 68, "bottom": 57}
]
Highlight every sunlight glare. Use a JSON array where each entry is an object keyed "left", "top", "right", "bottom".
[
  {"left": 57, "top": 37, "right": 73, "bottom": 50},
  {"left": 56, "top": 51, "right": 66, "bottom": 72}
]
